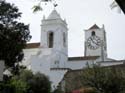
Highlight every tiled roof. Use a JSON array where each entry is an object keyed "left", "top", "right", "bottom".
[
  {"left": 25, "top": 42, "right": 40, "bottom": 49},
  {"left": 88, "top": 24, "right": 100, "bottom": 30},
  {"left": 68, "top": 56, "right": 99, "bottom": 61},
  {"left": 50, "top": 68, "right": 71, "bottom": 70}
]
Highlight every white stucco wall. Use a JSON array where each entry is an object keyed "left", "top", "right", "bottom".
[
  {"left": 30, "top": 55, "right": 51, "bottom": 75},
  {"left": 95, "top": 57, "right": 116, "bottom": 62},
  {"left": 30, "top": 54, "right": 68, "bottom": 90},
  {"left": 41, "top": 19, "right": 68, "bottom": 50},
  {"left": 22, "top": 48, "right": 40, "bottom": 68},
  {"left": 97, "top": 61, "right": 124, "bottom": 66},
  {"left": 50, "top": 70, "right": 67, "bottom": 90},
  {"left": 66, "top": 60, "right": 96, "bottom": 70}
]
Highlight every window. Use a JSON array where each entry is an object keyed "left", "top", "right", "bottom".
[
  {"left": 92, "top": 31, "right": 95, "bottom": 36},
  {"left": 63, "top": 32, "right": 66, "bottom": 47},
  {"left": 54, "top": 60, "right": 59, "bottom": 67},
  {"left": 54, "top": 61, "right": 59, "bottom": 64},
  {"left": 48, "top": 32, "right": 54, "bottom": 48}
]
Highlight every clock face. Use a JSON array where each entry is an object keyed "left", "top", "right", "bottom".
[{"left": 86, "top": 35, "right": 101, "bottom": 50}]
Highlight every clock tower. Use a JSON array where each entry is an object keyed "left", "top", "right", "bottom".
[{"left": 84, "top": 24, "right": 107, "bottom": 60}]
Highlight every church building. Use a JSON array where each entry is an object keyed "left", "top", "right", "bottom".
[{"left": 22, "top": 9, "right": 124, "bottom": 90}]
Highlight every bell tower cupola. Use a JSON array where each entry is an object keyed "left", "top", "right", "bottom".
[
  {"left": 40, "top": 9, "right": 68, "bottom": 68},
  {"left": 40, "top": 10, "right": 68, "bottom": 50}
]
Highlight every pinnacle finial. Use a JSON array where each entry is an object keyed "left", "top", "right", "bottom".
[{"left": 102, "top": 24, "right": 105, "bottom": 29}]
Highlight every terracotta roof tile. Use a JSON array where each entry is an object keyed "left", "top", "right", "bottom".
[
  {"left": 25, "top": 42, "right": 40, "bottom": 49},
  {"left": 68, "top": 56, "right": 99, "bottom": 61}
]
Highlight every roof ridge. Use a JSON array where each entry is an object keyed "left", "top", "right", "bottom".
[
  {"left": 68, "top": 56, "right": 100, "bottom": 61},
  {"left": 88, "top": 24, "right": 100, "bottom": 30},
  {"left": 47, "top": 9, "right": 61, "bottom": 19},
  {"left": 25, "top": 42, "right": 40, "bottom": 49}
]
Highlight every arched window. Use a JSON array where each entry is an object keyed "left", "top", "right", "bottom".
[
  {"left": 92, "top": 31, "right": 95, "bottom": 36},
  {"left": 48, "top": 32, "right": 54, "bottom": 48}
]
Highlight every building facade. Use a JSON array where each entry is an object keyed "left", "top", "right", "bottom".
[{"left": 23, "top": 9, "right": 124, "bottom": 90}]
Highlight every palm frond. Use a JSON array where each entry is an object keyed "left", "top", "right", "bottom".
[{"left": 32, "top": 5, "right": 43, "bottom": 13}]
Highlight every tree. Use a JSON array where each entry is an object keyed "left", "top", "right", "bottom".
[
  {"left": 15, "top": 70, "right": 51, "bottom": 93},
  {"left": 52, "top": 87, "right": 63, "bottom": 93},
  {"left": 32, "top": 0, "right": 58, "bottom": 13},
  {"left": 9, "top": 79, "right": 28, "bottom": 93},
  {"left": 28, "top": 72, "right": 51, "bottom": 93},
  {"left": 81, "top": 64, "right": 125, "bottom": 93},
  {"left": 0, "top": 70, "right": 51, "bottom": 93},
  {"left": 0, "top": 0, "right": 31, "bottom": 74}
]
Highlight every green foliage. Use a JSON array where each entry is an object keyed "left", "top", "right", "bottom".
[
  {"left": 32, "top": 4, "right": 43, "bottom": 13},
  {"left": 81, "top": 64, "right": 125, "bottom": 93},
  {"left": 0, "top": 0, "right": 31, "bottom": 73},
  {"left": 53, "top": 88, "right": 63, "bottom": 93},
  {"left": 16, "top": 70, "right": 51, "bottom": 93},
  {"left": 32, "top": 0, "right": 50, "bottom": 13},
  {"left": 0, "top": 70, "right": 51, "bottom": 93},
  {"left": 28, "top": 72, "right": 51, "bottom": 93},
  {"left": 10, "top": 79, "right": 28, "bottom": 93},
  {"left": 52, "top": 89, "right": 64, "bottom": 93},
  {"left": 32, "top": 0, "right": 57, "bottom": 13}
]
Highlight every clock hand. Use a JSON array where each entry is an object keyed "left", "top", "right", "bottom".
[{"left": 90, "top": 37, "right": 99, "bottom": 46}]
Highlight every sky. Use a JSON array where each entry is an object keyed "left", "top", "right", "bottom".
[{"left": 7, "top": 0, "right": 125, "bottom": 60}]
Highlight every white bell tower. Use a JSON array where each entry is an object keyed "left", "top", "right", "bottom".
[
  {"left": 84, "top": 24, "right": 107, "bottom": 60},
  {"left": 40, "top": 9, "right": 68, "bottom": 68}
]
